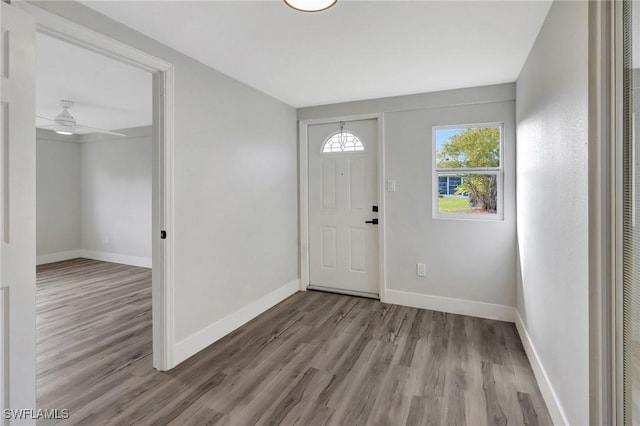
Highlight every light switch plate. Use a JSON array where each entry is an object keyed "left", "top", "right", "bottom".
[
  {"left": 387, "top": 179, "right": 396, "bottom": 192},
  {"left": 417, "top": 263, "right": 426, "bottom": 277}
]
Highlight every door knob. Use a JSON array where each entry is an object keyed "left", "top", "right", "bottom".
[{"left": 365, "top": 219, "right": 379, "bottom": 225}]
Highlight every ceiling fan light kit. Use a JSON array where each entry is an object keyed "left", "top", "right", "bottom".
[
  {"left": 284, "top": 0, "right": 337, "bottom": 13},
  {"left": 54, "top": 129, "right": 74, "bottom": 136}
]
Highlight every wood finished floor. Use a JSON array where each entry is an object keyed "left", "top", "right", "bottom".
[{"left": 37, "top": 258, "right": 552, "bottom": 426}]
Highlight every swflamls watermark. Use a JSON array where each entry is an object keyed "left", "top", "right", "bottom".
[{"left": 3, "top": 409, "right": 69, "bottom": 420}]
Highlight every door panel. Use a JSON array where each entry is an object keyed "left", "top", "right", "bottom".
[
  {"left": 321, "top": 159, "right": 336, "bottom": 209},
  {"left": 320, "top": 226, "right": 337, "bottom": 269},
  {"left": 349, "top": 227, "right": 366, "bottom": 272},
  {"left": 308, "top": 119, "right": 378, "bottom": 295},
  {"left": 1, "top": 2, "right": 37, "bottom": 420},
  {"left": 349, "top": 158, "right": 366, "bottom": 209}
]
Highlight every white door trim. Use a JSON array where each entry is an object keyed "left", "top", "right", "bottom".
[
  {"left": 14, "top": 1, "right": 176, "bottom": 371},
  {"left": 299, "top": 113, "right": 386, "bottom": 301}
]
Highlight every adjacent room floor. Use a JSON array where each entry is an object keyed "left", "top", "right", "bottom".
[{"left": 36, "top": 259, "right": 552, "bottom": 425}]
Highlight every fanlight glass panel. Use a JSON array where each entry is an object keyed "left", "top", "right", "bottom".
[{"left": 322, "top": 132, "right": 364, "bottom": 153}]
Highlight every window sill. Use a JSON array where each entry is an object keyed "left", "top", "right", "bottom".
[{"left": 432, "top": 213, "right": 504, "bottom": 222}]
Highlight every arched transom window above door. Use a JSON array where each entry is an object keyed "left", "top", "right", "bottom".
[{"left": 322, "top": 130, "right": 365, "bottom": 153}]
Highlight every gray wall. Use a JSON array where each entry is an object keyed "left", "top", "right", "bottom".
[
  {"left": 299, "top": 83, "right": 517, "bottom": 310},
  {"left": 81, "top": 128, "right": 152, "bottom": 261},
  {"left": 36, "top": 130, "right": 81, "bottom": 256},
  {"left": 36, "top": 127, "right": 153, "bottom": 264},
  {"left": 32, "top": 2, "right": 299, "bottom": 355},
  {"left": 515, "top": 1, "right": 589, "bottom": 425}
]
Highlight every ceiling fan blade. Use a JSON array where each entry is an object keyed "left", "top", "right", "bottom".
[
  {"left": 36, "top": 124, "right": 59, "bottom": 130},
  {"left": 36, "top": 115, "right": 55, "bottom": 122},
  {"left": 75, "top": 124, "right": 126, "bottom": 137},
  {"left": 36, "top": 124, "right": 76, "bottom": 136}
]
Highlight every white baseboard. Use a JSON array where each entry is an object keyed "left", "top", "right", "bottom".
[
  {"left": 79, "top": 250, "right": 152, "bottom": 268},
  {"left": 173, "top": 279, "right": 300, "bottom": 366},
  {"left": 515, "top": 311, "right": 568, "bottom": 426},
  {"left": 36, "top": 250, "right": 82, "bottom": 265},
  {"left": 36, "top": 249, "right": 152, "bottom": 268},
  {"left": 383, "top": 289, "right": 515, "bottom": 322}
]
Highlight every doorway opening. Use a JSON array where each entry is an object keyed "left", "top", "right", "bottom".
[
  {"left": 15, "top": 1, "right": 177, "bottom": 416},
  {"left": 34, "top": 30, "right": 160, "bottom": 413},
  {"left": 1, "top": 0, "right": 175, "bottom": 412}
]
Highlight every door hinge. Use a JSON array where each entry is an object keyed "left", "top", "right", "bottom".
[{"left": 160, "top": 230, "right": 167, "bottom": 239}]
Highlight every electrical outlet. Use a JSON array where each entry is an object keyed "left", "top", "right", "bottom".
[
  {"left": 104, "top": 235, "right": 109, "bottom": 245},
  {"left": 416, "top": 263, "right": 426, "bottom": 277}
]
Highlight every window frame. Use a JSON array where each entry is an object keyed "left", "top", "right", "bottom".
[
  {"left": 320, "top": 129, "right": 366, "bottom": 154},
  {"left": 432, "top": 122, "right": 504, "bottom": 221}
]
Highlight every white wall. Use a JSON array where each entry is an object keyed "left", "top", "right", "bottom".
[
  {"left": 36, "top": 129, "right": 81, "bottom": 259},
  {"left": 81, "top": 127, "right": 152, "bottom": 265},
  {"left": 515, "top": 1, "right": 589, "bottom": 425},
  {"left": 299, "top": 83, "right": 516, "bottom": 319},
  {"left": 32, "top": 1, "right": 299, "bottom": 365}
]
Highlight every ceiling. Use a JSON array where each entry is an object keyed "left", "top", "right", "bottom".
[
  {"left": 83, "top": 0, "right": 552, "bottom": 108},
  {"left": 36, "top": 32, "right": 151, "bottom": 133}
]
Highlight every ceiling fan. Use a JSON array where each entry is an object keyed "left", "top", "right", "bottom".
[{"left": 36, "top": 100, "right": 125, "bottom": 136}]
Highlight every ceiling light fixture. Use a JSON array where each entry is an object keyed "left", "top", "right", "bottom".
[{"left": 284, "top": 0, "right": 337, "bottom": 12}]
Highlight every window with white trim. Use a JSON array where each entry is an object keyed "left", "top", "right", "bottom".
[{"left": 433, "top": 124, "right": 503, "bottom": 219}]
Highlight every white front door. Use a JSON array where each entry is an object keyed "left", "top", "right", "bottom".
[
  {"left": 308, "top": 119, "right": 379, "bottom": 296},
  {"left": 0, "top": 2, "right": 37, "bottom": 421}
]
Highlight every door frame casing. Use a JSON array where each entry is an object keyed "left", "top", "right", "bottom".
[
  {"left": 298, "top": 113, "right": 386, "bottom": 301},
  {"left": 14, "top": 1, "right": 176, "bottom": 371},
  {"left": 588, "top": 0, "right": 621, "bottom": 424},
  {"left": 588, "top": 0, "right": 615, "bottom": 424}
]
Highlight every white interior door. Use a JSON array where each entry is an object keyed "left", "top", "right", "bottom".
[
  {"left": 0, "top": 2, "right": 37, "bottom": 421},
  {"left": 308, "top": 119, "right": 379, "bottom": 296}
]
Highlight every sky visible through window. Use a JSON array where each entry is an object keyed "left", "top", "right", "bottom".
[{"left": 435, "top": 128, "right": 464, "bottom": 155}]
